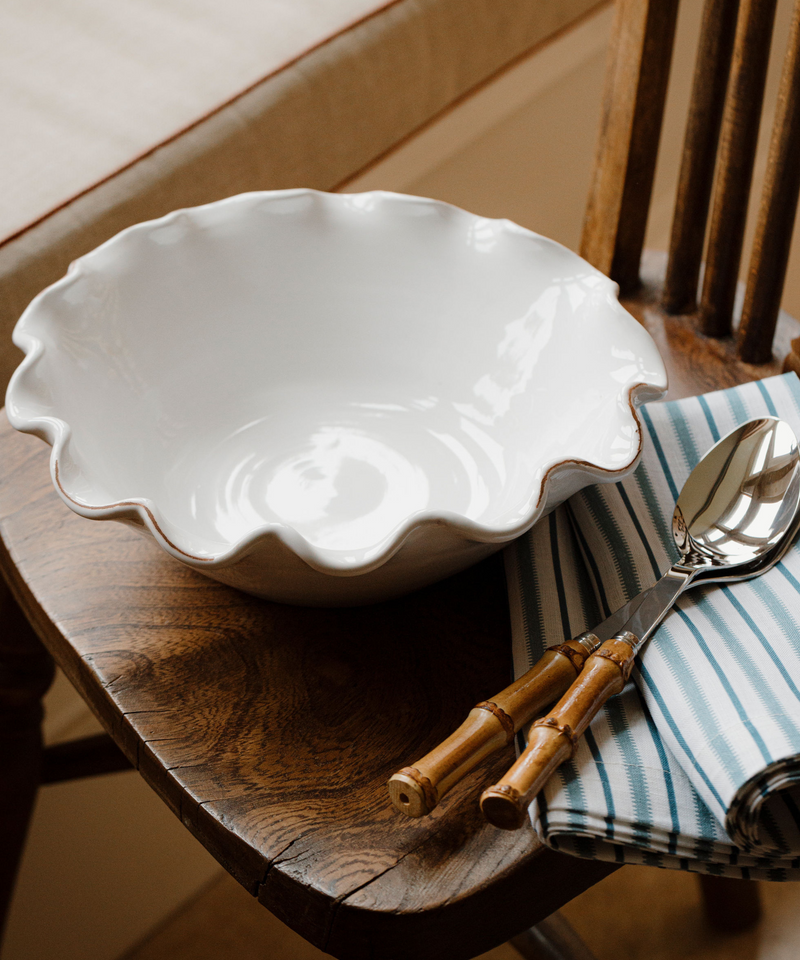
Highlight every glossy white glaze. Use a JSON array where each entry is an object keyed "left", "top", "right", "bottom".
[{"left": 6, "top": 190, "right": 667, "bottom": 605}]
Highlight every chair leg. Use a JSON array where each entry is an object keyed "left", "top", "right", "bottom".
[
  {"left": 697, "top": 874, "right": 762, "bottom": 933},
  {"left": 0, "top": 579, "right": 55, "bottom": 942},
  {"left": 509, "top": 911, "right": 598, "bottom": 960}
]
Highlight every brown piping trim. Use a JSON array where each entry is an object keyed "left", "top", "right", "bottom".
[
  {"left": 2, "top": 0, "right": 611, "bottom": 250},
  {"left": 0, "top": 0, "right": 405, "bottom": 250},
  {"left": 54, "top": 459, "right": 213, "bottom": 562}
]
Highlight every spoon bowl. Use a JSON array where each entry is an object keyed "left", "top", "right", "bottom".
[{"left": 674, "top": 417, "right": 800, "bottom": 576}]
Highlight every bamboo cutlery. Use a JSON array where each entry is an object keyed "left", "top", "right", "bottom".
[{"left": 388, "top": 417, "right": 800, "bottom": 829}]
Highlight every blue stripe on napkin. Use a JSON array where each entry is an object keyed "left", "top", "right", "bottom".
[{"left": 506, "top": 373, "right": 800, "bottom": 878}]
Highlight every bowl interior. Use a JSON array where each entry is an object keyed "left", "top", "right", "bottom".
[{"left": 15, "top": 192, "right": 663, "bottom": 563}]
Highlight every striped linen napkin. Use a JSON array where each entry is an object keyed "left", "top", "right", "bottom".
[{"left": 505, "top": 373, "right": 800, "bottom": 879}]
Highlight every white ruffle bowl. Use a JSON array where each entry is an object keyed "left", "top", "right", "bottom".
[{"left": 6, "top": 190, "right": 667, "bottom": 606}]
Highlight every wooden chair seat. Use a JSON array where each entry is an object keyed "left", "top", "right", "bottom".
[
  {"left": 0, "top": 411, "right": 615, "bottom": 959},
  {"left": 1, "top": 249, "right": 795, "bottom": 958}
]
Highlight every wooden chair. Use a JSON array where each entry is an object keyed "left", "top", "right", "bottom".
[{"left": 2, "top": 0, "right": 798, "bottom": 955}]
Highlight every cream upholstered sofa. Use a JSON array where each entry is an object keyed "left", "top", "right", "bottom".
[{"left": 2, "top": 0, "right": 604, "bottom": 394}]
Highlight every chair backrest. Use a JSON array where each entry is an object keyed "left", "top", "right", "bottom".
[{"left": 581, "top": 0, "right": 800, "bottom": 366}]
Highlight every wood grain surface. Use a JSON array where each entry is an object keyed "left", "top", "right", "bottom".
[
  {"left": 0, "top": 419, "right": 613, "bottom": 960},
  {"left": 387, "top": 638, "right": 590, "bottom": 819}
]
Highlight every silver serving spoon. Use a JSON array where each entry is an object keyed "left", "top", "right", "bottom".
[
  {"left": 391, "top": 417, "right": 800, "bottom": 820},
  {"left": 481, "top": 416, "right": 800, "bottom": 829}
]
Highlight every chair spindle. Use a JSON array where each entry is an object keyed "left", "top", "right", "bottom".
[
  {"left": 581, "top": 0, "right": 679, "bottom": 292},
  {"left": 738, "top": 0, "right": 800, "bottom": 363},
  {"left": 699, "top": 0, "right": 778, "bottom": 338},
  {"left": 663, "top": 0, "right": 741, "bottom": 315}
]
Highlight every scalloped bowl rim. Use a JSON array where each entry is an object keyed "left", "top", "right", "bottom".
[{"left": 6, "top": 189, "right": 668, "bottom": 580}]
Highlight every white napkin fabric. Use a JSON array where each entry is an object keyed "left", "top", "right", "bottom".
[{"left": 505, "top": 373, "right": 800, "bottom": 879}]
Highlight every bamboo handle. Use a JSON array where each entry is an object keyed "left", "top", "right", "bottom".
[
  {"left": 388, "top": 634, "right": 599, "bottom": 817},
  {"left": 480, "top": 632, "right": 640, "bottom": 830}
]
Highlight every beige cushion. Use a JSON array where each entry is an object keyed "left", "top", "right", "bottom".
[{"left": 1, "top": 0, "right": 603, "bottom": 392}]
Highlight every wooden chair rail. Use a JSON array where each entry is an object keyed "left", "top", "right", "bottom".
[{"left": 41, "top": 732, "right": 132, "bottom": 784}]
